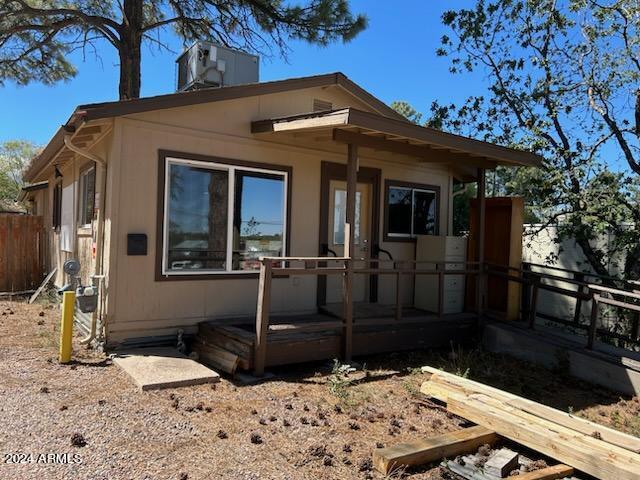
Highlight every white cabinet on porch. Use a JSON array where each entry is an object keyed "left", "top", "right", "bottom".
[{"left": 414, "top": 235, "right": 467, "bottom": 314}]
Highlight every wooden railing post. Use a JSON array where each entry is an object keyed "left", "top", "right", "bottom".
[
  {"left": 587, "top": 293, "right": 599, "bottom": 350},
  {"left": 528, "top": 274, "right": 540, "bottom": 330},
  {"left": 476, "top": 168, "right": 486, "bottom": 316},
  {"left": 254, "top": 259, "right": 273, "bottom": 376},
  {"left": 631, "top": 312, "right": 640, "bottom": 342},
  {"left": 573, "top": 272, "right": 585, "bottom": 326},
  {"left": 437, "top": 263, "right": 445, "bottom": 318},
  {"left": 395, "top": 261, "right": 402, "bottom": 321},
  {"left": 342, "top": 258, "right": 353, "bottom": 361},
  {"left": 521, "top": 262, "right": 532, "bottom": 321}
]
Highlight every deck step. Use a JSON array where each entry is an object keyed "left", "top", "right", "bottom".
[
  {"left": 196, "top": 321, "right": 255, "bottom": 372},
  {"left": 193, "top": 339, "right": 239, "bottom": 375}
]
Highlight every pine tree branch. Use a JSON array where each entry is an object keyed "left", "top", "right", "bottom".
[{"left": 8, "top": 0, "right": 121, "bottom": 46}]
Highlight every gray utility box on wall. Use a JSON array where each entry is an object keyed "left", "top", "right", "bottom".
[{"left": 176, "top": 41, "right": 259, "bottom": 91}]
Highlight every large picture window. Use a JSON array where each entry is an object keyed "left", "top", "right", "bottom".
[
  {"left": 161, "top": 156, "right": 288, "bottom": 275},
  {"left": 385, "top": 180, "right": 439, "bottom": 240}
]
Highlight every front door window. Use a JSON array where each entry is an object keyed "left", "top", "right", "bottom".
[
  {"left": 332, "top": 189, "right": 361, "bottom": 245},
  {"left": 326, "top": 180, "right": 371, "bottom": 304}
]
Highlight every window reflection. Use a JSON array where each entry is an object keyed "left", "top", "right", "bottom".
[
  {"left": 387, "top": 185, "right": 437, "bottom": 237},
  {"left": 387, "top": 187, "right": 412, "bottom": 235},
  {"left": 333, "top": 189, "right": 361, "bottom": 245},
  {"left": 413, "top": 190, "right": 436, "bottom": 235},
  {"left": 233, "top": 172, "right": 285, "bottom": 270},
  {"left": 167, "top": 164, "right": 228, "bottom": 271}
]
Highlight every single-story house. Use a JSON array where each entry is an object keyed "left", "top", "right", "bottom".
[{"left": 22, "top": 72, "right": 541, "bottom": 370}]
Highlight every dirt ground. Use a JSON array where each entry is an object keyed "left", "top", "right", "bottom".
[{"left": 0, "top": 298, "right": 638, "bottom": 480}]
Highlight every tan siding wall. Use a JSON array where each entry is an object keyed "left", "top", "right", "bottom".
[
  {"left": 36, "top": 133, "right": 112, "bottom": 288},
  {"left": 106, "top": 87, "right": 452, "bottom": 344}
]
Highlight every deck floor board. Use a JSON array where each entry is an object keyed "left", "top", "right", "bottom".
[{"left": 195, "top": 304, "right": 478, "bottom": 371}]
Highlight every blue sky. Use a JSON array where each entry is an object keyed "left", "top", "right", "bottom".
[{"left": 0, "top": 0, "right": 475, "bottom": 146}]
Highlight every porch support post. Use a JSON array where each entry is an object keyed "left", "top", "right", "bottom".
[
  {"left": 342, "top": 143, "right": 358, "bottom": 361},
  {"left": 254, "top": 259, "right": 272, "bottom": 376},
  {"left": 476, "top": 168, "right": 487, "bottom": 315},
  {"left": 344, "top": 143, "right": 358, "bottom": 259}
]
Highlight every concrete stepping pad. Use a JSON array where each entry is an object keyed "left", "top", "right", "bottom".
[{"left": 113, "top": 347, "right": 220, "bottom": 391}]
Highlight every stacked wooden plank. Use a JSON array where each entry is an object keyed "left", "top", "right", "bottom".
[
  {"left": 373, "top": 425, "right": 499, "bottom": 474},
  {"left": 193, "top": 338, "right": 239, "bottom": 375},
  {"left": 194, "top": 322, "right": 255, "bottom": 374},
  {"left": 420, "top": 366, "right": 640, "bottom": 480},
  {"left": 373, "top": 426, "right": 575, "bottom": 479}
]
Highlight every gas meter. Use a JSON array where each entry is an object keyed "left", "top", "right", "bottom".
[{"left": 59, "top": 259, "right": 99, "bottom": 313}]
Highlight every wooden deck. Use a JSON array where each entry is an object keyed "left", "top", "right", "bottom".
[{"left": 194, "top": 304, "right": 478, "bottom": 373}]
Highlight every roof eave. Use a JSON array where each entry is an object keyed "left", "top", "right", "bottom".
[
  {"left": 23, "top": 72, "right": 407, "bottom": 182},
  {"left": 251, "top": 107, "right": 544, "bottom": 169}
]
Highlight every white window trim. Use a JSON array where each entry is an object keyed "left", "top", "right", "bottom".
[
  {"left": 77, "top": 165, "right": 95, "bottom": 228},
  {"left": 161, "top": 156, "right": 288, "bottom": 276},
  {"left": 387, "top": 185, "right": 438, "bottom": 239}
]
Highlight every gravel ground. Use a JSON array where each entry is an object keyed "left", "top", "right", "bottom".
[
  {"left": 1, "top": 298, "right": 637, "bottom": 480},
  {"left": 0, "top": 299, "right": 464, "bottom": 480}
]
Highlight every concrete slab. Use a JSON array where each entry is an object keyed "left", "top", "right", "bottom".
[
  {"left": 112, "top": 347, "right": 220, "bottom": 391},
  {"left": 483, "top": 322, "right": 640, "bottom": 396}
]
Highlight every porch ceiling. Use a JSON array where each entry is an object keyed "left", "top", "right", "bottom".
[{"left": 251, "top": 108, "right": 543, "bottom": 181}]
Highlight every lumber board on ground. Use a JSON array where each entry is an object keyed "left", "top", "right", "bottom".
[
  {"left": 507, "top": 464, "right": 574, "bottom": 480},
  {"left": 422, "top": 366, "right": 517, "bottom": 402},
  {"left": 421, "top": 367, "right": 640, "bottom": 454},
  {"left": 507, "top": 397, "right": 640, "bottom": 454},
  {"left": 474, "top": 394, "right": 640, "bottom": 462},
  {"left": 447, "top": 393, "right": 640, "bottom": 480},
  {"left": 372, "top": 425, "right": 499, "bottom": 475},
  {"left": 28, "top": 268, "right": 56, "bottom": 304}
]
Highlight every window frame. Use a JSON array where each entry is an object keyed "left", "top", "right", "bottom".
[
  {"left": 156, "top": 150, "right": 292, "bottom": 281},
  {"left": 383, "top": 179, "right": 440, "bottom": 242},
  {"left": 77, "top": 163, "right": 96, "bottom": 228}
]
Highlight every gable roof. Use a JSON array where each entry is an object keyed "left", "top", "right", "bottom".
[
  {"left": 23, "top": 72, "right": 405, "bottom": 181},
  {"left": 75, "top": 72, "right": 406, "bottom": 123}
]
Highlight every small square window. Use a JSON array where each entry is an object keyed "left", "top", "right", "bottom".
[{"left": 385, "top": 181, "right": 438, "bottom": 239}]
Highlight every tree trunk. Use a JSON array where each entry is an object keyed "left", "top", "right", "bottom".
[
  {"left": 119, "top": 0, "right": 143, "bottom": 100},
  {"left": 575, "top": 236, "right": 608, "bottom": 277}
]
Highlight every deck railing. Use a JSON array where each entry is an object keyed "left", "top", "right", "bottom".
[
  {"left": 485, "top": 262, "right": 640, "bottom": 351},
  {"left": 254, "top": 256, "right": 482, "bottom": 375},
  {"left": 254, "top": 257, "right": 640, "bottom": 374}
]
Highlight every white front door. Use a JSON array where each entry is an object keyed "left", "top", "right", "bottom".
[{"left": 326, "top": 180, "right": 371, "bottom": 304}]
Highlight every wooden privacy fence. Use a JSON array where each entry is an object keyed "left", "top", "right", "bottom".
[{"left": 0, "top": 214, "right": 45, "bottom": 293}]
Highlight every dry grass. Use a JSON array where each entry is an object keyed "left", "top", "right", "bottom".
[{"left": 0, "top": 299, "right": 637, "bottom": 480}]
